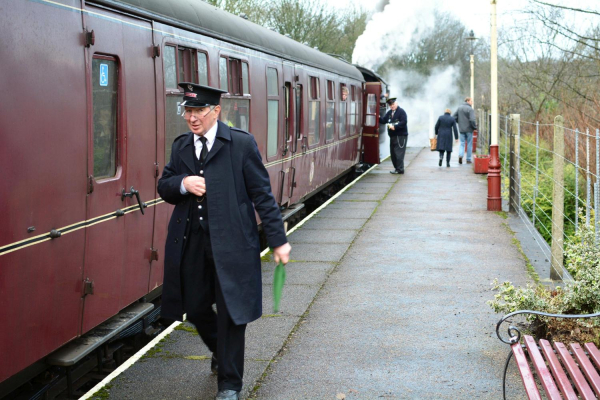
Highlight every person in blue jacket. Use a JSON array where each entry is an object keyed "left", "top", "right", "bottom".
[
  {"left": 379, "top": 97, "right": 408, "bottom": 174},
  {"left": 158, "top": 83, "right": 291, "bottom": 400}
]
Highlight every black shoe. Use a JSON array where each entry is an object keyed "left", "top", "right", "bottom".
[
  {"left": 466, "top": 160, "right": 472, "bottom": 164},
  {"left": 438, "top": 159, "right": 442, "bottom": 167},
  {"left": 390, "top": 170, "right": 400, "bottom": 174},
  {"left": 215, "top": 390, "right": 240, "bottom": 400},
  {"left": 459, "top": 157, "right": 463, "bottom": 164},
  {"left": 446, "top": 163, "right": 450, "bottom": 168},
  {"left": 398, "top": 170, "right": 404, "bottom": 174},
  {"left": 211, "top": 354, "right": 218, "bottom": 375}
]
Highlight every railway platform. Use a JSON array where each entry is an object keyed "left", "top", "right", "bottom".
[{"left": 85, "top": 147, "right": 535, "bottom": 399}]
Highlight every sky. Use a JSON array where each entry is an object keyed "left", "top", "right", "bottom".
[{"left": 327, "top": 0, "right": 599, "bottom": 39}]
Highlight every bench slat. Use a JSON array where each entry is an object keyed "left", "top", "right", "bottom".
[
  {"left": 540, "top": 339, "right": 579, "bottom": 399},
  {"left": 584, "top": 342, "right": 600, "bottom": 370},
  {"left": 554, "top": 341, "right": 596, "bottom": 399},
  {"left": 523, "top": 336, "right": 562, "bottom": 399},
  {"left": 571, "top": 342, "right": 600, "bottom": 396},
  {"left": 511, "top": 341, "right": 542, "bottom": 400}
]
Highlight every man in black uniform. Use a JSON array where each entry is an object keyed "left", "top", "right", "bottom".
[
  {"left": 379, "top": 97, "right": 408, "bottom": 174},
  {"left": 158, "top": 83, "right": 291, "bottom": 400}
]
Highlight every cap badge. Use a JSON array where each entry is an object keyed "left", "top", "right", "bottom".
[{"left": 188, "top": 84, "right": 194, "bottom": 91}]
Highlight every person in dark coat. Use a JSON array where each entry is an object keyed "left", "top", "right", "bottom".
[
  {"left": 379, "top": 97, "right": 408, "bottom": 174},
  {"left": 435, "top": 108, "right": 459, "bottom": 167},
  {"left": 157, "top": 83, "right": 291, "bottom": 400}
]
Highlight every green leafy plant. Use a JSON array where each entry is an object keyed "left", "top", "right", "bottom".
[{"left": 489, "top": 218, "right": 600, "bottom": 344}]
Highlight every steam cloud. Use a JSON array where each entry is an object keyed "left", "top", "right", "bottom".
[{"left": 353, "top": 0, "right": 464, "bottom": 150}]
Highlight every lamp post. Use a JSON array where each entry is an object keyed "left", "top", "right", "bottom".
[
  {"left": 488, "top": 0, "right": 502, "bottom": 211},
  {"left": 466, "top": 30, "right": 476, "bottom": 109}
]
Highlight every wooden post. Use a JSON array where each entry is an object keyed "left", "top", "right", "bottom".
[
  {"left": 551, "top": 115, "right": 565, "bottom": 280},
  {"left": 509, "top": 114, "right": 520, "bottom": 212}
]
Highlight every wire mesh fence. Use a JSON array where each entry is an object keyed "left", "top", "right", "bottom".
[{"left": 479, "top": 110, "right": 600, "bottom": 280}]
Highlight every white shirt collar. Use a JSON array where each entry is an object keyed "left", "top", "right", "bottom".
[{"left": 194, "top": 121, "right": 218, "bottom": 152}]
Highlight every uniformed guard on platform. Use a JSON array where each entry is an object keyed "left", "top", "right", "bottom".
[
  {"left": 379, "top": 97, "right": 409, "bottom": 174},
  {"left": 157, "top": 83, "right": 291, "bottom": 400}
]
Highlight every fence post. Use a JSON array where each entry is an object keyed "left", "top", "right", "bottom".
[
  {"left": 587, "top": 133, "right": 591, "bottom": 226},
  {"left": 596, "top": 128, "right": 599, "bottom": 243},
  {"left": 509, "top": 115, "right": 520, "bottom": 212},
  {"left": 575, "top": 129, "right": 579, "bottom": 230},
  {"left": 533, "top": 121, "right": 540, "bottom": 226},
  {"left": 551, "top": 115, "right": 565, "bottom": 280}
]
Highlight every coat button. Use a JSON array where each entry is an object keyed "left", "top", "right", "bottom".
[
  {"left": 174, "top": 238, "right": 179, "bottom": 243},
  {"left": 198, "top": 205, "right": 202, "bottom": 209},
  {"left": 199, "top": 217, "right": 203, "bottom": 221},
  {"left": 200, "top": 170, "right": 204, "bottom": 174},
  {"left": 186, "top": 218, "right": 190, "bottom": 222},
  {"left": 177, "top": 218, "right": 181, "bottom": 223},
  {"left": 183, "top": 236, "right": 187, "bottom": 240}
]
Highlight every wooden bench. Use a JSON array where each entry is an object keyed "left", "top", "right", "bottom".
[{"left": 496, "top": 310, "right": 600, "bottom": 399}]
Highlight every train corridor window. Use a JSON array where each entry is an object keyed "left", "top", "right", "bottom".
[
  {"left": 164, "top": 44, "right": 204, "bottom": 161},
  {"left": 219, "top": 57, "right": 228, "bottom": 90},
  {"left": 221, "top": 99, "right": 250, "bottom": 131},
  {"left": 197, "top": 52, "right": 208, "bottom": 86},
  {"left": 295, "top": 84, "right": 303, "bottom": 140},
  {"left": 308, "top": 76, "right": 320, "bottom": 146},
  {"left": 339, "top": 84, "right": 347, "bottom": 138},
  {"left": 350, "top": 85, "right": 357, "bottom": 135},
  {"left": 365, "top": 93, "right": 377, "bottom": 127},
  {"left": 325, "top": 80, "right": 335, "bottom": 142},
  {"left": 242, "top": 62, "right": 249, "bottom": 94},
  {"left": 267, "top": 67, "right": 279, "bottom": 158},
  {"left": 92, "top": 57, "right": 119, "bottom": 179}
]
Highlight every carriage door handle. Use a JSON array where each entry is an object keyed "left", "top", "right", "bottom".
[{"left": 121, "top": 186, "right": 146, "bottom": 215}]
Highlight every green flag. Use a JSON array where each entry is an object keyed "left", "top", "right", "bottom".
[{"left": 273, "top": 260, "right": 286, "bottom": 313}]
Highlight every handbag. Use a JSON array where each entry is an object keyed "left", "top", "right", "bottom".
[{"left": 430, "top": 137, "right": 437, "bottom": 151}]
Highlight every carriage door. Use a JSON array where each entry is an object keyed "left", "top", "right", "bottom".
[
  {"left": 280, "top": 64, "right": 296, "bottom": 207},
  {"left": 82, "top": 6, "right": 156, "bottom": 333},
  {"left": 362, "top": 83, "right": 382, "bottom": 164}
]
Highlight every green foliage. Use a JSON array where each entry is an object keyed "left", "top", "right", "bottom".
[{"left": 489, "top": 220, "right": 600, "bottom": 344}]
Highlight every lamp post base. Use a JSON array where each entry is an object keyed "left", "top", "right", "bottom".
[{"left": 487, "top": 144, "right": 502, "bottom": 211}]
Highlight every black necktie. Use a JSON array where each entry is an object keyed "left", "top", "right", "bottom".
[{"left": 199, "top": 136, "right": 208, "bottom": 164}]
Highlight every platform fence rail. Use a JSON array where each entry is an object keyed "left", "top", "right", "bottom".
[{"left": 477, "top": 110, "right": 599, "bottom": 280}]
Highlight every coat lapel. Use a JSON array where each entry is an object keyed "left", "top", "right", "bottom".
[
  {"left": 204, "top": 121, "right": 232, "bottom": 166},
  {"left": 178, "top": 133, "right": 196, "bottom": 174}
]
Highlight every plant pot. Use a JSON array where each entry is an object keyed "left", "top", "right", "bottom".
[{"left": 474, "top": 154, "right": 490, "bottom": 174}]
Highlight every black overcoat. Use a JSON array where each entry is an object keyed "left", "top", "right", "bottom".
[
  {"left": 435, "top": 113, "right": 459, "bottom": 152},
  {"left": 157, "top": 121, "right": 287, "bottom": 325}
]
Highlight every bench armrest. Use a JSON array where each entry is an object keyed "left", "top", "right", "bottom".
[{"left": 496, "top": 309, "right": 600, "bottom": 345}]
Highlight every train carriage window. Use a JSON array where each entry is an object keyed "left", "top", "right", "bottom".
[
  {"left": 164, "top": 46, "right": 177, "bottom": 89},
  {"left": 197, "top": 52, "right": 208, "bottom": 86},
  {"left": 295, "top": 84, "right": 303, "bottom": 140},
  {"left": 267, "top": 67, "right": 279, "bottom": 158},
  {"left": 242, "top": 62, "right": 249, "bottom": 95},
  {"left": 221, "top": 98, "right": 250, "bottom": 131},
  {"left": 308, "top": 76, "right": 320, "bottom": 146},
  {"left": 325, "top": 80, "right": 335, "bottom": 141},
  {"left": 365, "top": 93, "right": 377, "bottom": 127},
  {"left": 92, "top": 57, "right": 119, "bottom": 179},
  {"left": 339, "top": 84, "right": 347, "bottom": 138},
  {"left": 350, "top": 85, "right": 357, "bottom": 135},
  {"left": 164, "top": 44, "right": 206, "bottom": 161},
  {"left": 219, "top": 57, "right": 228, "bottom": 90}
]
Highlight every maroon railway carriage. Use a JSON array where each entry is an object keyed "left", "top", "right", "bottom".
[{"left": 0, "top": 0, "right": 384, "bottom": 395}]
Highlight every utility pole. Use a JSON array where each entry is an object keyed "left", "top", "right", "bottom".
[
  {"left": 488, "top": 0, "right": 502, "bottom": 211},
  {"left": 467, "top": 30, "right": 476, "bottom": 109}
]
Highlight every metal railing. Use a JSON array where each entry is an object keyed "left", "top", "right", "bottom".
[{"left": 479, "top": 110, "right": 600, "bottom": 280}]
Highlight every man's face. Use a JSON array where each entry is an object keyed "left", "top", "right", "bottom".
[
  {"left": 184, "top": 105, "right": 221, "bottom": 136},
  {"left": 389, "top": 102, "right": 398, "bottom": 111}
]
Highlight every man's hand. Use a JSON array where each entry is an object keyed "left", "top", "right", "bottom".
[
  {"left": 389, "top": 125, "right": 395, "bottom": 131},
  {"left": 183, "top": 176, "right": 206, "bottom": 197},
  {"left": 273, "top": 243, "right": 291, "bottom": 264}
]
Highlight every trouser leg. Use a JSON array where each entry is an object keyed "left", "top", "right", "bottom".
[
  {"left": 396, "top": 136, "right": 407, "bottom": 171},
  {"left": 389, "top": 137, "right": 398, "bottom": 170},
  {"left": 459, "top": 133, "right": 466, "bottom": 158},
  {"left": 466, "top": 132, "right": 473, "bottom": 161},
  {"left": 439, "top": 150, "right": 444, "bottom": 160},
  {"left": 446, "top": 151, "right": 452, "bottom": 163},
  {"left": 215, "top": 275, "right": 247, "bottom": 392},
  {"left": 181, "top": 230, "right": 218, "bottom": 354}
]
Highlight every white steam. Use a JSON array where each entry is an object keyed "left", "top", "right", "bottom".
[{"left": 353, "top": 0, "right": 464, "bottom": 149}]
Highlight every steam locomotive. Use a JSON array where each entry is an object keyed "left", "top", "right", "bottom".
[{"left": 0, "top": 0, "right": 388, "bottom": 396}]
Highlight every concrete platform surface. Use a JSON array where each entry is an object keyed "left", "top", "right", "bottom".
[{"left": 90, "top": 147, "right": 534, "bottom": 400}]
